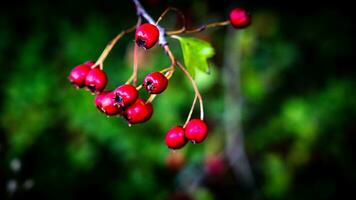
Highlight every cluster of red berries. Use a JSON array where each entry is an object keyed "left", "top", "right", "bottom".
[
  {"left": 68, "top": 59, "right": 169, "bottom": 124},
  {"left": 68, "top": 6, "right": 250, "bottom": 150}
]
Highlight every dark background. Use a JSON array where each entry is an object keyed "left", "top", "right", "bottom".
[{"left": 0, "top": 0, "right": 355, "bottom": 199}]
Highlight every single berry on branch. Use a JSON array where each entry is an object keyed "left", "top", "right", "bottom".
[
  {"left": 165, "top": 126, "right": 187, "bottom": 149},
  {"left": 143, "top": 72, "right": 168, "bottom": 94},
  {"left": 184, "top": 119, "right": 208, "bottom": 143},
  {"left": 95, "top": 91, "right": 122, "bottom": 116},
  {"left": 124, "top": 98, "right": 153, "bottom": 124},
  {"left": 85, "top": 68, "right": 108, "bottom": 94},
  {"left": 135, "top": 23, "right": 160, "bottom": 49},
  {"left": 229, "top": 7, "right": 251, "bottom": 29},
  {"left": 113, "top": 84, "right": 139, "bottom": 107}
]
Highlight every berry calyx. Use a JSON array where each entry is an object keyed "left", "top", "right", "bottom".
[
  {"left": 68, "top": 61, "right": 93, "bottom": 88},
  {"left": 184, "top": 119, "right": 208, "bottom": 143},
  {"left": 124, "top": 99, "right": 153, "bottom": 124},
  {"left": 229, "top": 7, "right": 251, "bottom": 29},
  {"left": 85, "top": 68, "right": 108, "bottom": 94},
  {"left": 165, "top": 126, "right": 187, "bottom": 149},
  {"left": 143, "top": 72, "right": 168, "bottom": 94},
  {"left": 135, "top": 23, "right": 160, "bottom": 49},
  {"left": 113, "top": 84, "right": 138, "bottom": 107},
  {"left": 95, "top": 91, "right": 122, "bottom": 116}
]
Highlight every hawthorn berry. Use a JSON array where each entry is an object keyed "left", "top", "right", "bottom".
[
  {"left": 68, "top": 61, "right": 94, "bottom": 88},
  {"left": 165, "top": 126, "right": 187, "bottom": 149},
  {"left": 229, "top": 7, "right": 251, "bottom": 29},
  {"left": 143, "top": 72, "right": 168, "bottom": 94},
  {"left": 95, "top": 91, "right": 122, "bottom": 116},
  {"left": 85, "top": 68, "right": 108, "bottom": 94},
  {"left": 113, "top": 84, "right": 138, "bottom": 107},
  {"left": 184, "top": 119, "right": 208, "bottom": 143},
  {"left": 135, "top": 23, "right": 160, "bottom": 49},
  {"left": 124, "top": 99, "right": 153, "bottom": 124}
]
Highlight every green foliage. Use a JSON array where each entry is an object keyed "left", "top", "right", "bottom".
[{"left": 172, "top": 36, "right": 215, "bottom": 77}]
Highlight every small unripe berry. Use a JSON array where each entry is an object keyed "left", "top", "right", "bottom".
[
  {"left": 184, "top": 119, "right": 208, "bottom": 143},
  {"left": 229, "top": 7, "right": 251, "bottom": 29},
  {"left": 143, "top": 72, "right": 168, "bottom": 94},
  {"left": 124, "top": 99, "right": 153, "bottom": 124},
  {"left": 68, "top": 61, "right": 93, "bottom": 88},
  {"left": 95, "top": 91, "right": 122, "bottom": 116},
  {"left": 165, "top": 126, "right": 187, "bottom": 149},
  {"left": 85, "top": 68, "right": 108, "bottom": 94},
  {"left": 135, "top": 23, "right": 160, "bottom": 49},
  {"left": 113, "top": 84, "right": 138, "bottom": 107}
]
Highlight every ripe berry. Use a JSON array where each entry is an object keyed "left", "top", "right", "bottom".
[
  {"left": 113, "top": 84, "right": 138, "bottom": 107},
  {"left": 143, "top": 72, "right": 168, "bottom": 94},
  {"left": 229, "top": 7, "right": 251, "bottom": 29},
  {"left": 85, "top": 68, "right": 108, "bottom": 94},
  {"left": 135, "top": 23, "right": 160, "bottom": 49},
  {"left": 204, "top": 155, "right": 225, "bottom": 177},
  {"left": 165, "top": 126, "right": 187, "bottom": 149},
  {"left": 95, "top": 91, "right": 122, "bottom": 116},
  {"left": 124, "top": 99, "right": 153, "bottom": 124},
  {"left": 184, "top": 119, "right": 208, "bottom": 143},
  {"left": 68, "top": 61, "right": 93, "bottom": 88}
]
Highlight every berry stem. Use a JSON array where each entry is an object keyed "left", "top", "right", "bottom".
[
  {"left": 183, "top": 94, "right": 198, "bottom": 128},
  {"left": 167, "top": 20, "right": 230, "bottom": 35},
  {"left": 156, "top": 7, "right": 186, "bottom": 34},
  {"left": 176, "top": 61, "right": 204, "bottom": 120},
  {"left": 132, "top": 43, "right": 139, "bottom": 86},
  {"left": 92, "top": 25, "right": 137, "bottom": 70},
  {"left": 146, "top": 94, "right": 157, "bottom": 103}
]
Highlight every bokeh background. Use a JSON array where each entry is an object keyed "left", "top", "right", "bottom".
[{"left": 1, "top": 0, "right": 355, "bottom": 199}]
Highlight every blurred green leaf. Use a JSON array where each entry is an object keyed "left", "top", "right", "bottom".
[{"left": 172, "top": 36, "right": 215, "bottom": 77}]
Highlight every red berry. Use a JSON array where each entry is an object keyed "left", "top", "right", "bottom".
[
  {"left": 124, "top": 99, "right": 153, "bottom": 124},
  {"left": 85, "top": 68, "right": 108, "bottom": 94},
  {"left": 113, "top": 84, "right": 138, "bottom": 107},
  {"left": 166, "top": 151, "right": 185, "bottom": 171},
  {"left": 165, "top": 126, "right": 187, "bottom": 149},
  {"left": 229, "top": 7, "right": 251, "bottom": 29},
  {"left": 68, "top": 61, "right": 93, "bottom": 88},
  {"left": 143, "top": 72, "right": 168, "bottom": 94},
  {"left": 184, "top": 119, "right": 208, "bottom": 143},
  {"left": 95, "top": 91, "right": 122, "bottom": 116},
  {"left": 135, "top": 23, "right": 160, "bottom": 49},
  {"left": 204, "top": 155, "right": 225, "bottom": 177},
  {"left": 94, "top": 90, "right": 110, "bottom": 109}
]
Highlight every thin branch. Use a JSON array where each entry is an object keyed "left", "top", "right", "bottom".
[
  {"left": 167, "top": 20, "right": 230, "bottom": 35},
  {"left": 176, "top": 61, "right": 204, "bottom": 120},
  {"left": 156, "top": 7, "right": 186, "bottom": 34},
  {"left": 91, "top": 24, "right": 137, "bottom": 70},
  {"left": 183, "top": 95, "right": 198, "bottom": 128}
]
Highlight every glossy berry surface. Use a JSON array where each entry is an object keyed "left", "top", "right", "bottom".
[
  {"left": 113, "top": 84, "right": 138, "bottom": 107},
  {"left": 143, "top": 72, "right": 168, "bottom": 94},
  {"left": 94, "top": 90, "right": 110, "bottom": 109},
  {"left": 95, "top": 91, "right": 122, "bottom": 116},
  {"left": 85, "top": 68, "right": 108, "bottom": 94},
  {"left": 135, "top": 23, "right": 159, "bottom": 49},
  {"left": 68, "top": 61, "right": 93, "bottom": 88},
  {"left": 124, "top": 99, "right": 153, "bottom": 124},
  {"left": 229, "top": 7, "right": 251, "bottom": 29},
  {"left": 184, "top": 119, "right": 208, "bottom": 143},
  {"left": 165, "top": 126, "right": 187, "bottom": 149}
]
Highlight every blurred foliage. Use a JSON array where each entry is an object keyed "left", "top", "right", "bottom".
[{"left": 0, "top": 0, "right": 354, "bottom": 199}]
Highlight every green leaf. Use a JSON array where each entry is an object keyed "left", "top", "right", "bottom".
[{"left": 172, "top": 36, "right": 215, "bottom": 77}]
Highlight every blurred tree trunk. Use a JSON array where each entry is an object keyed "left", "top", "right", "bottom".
[{"left": 223, "top": 28, "right": 254, "bottom": 188}]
